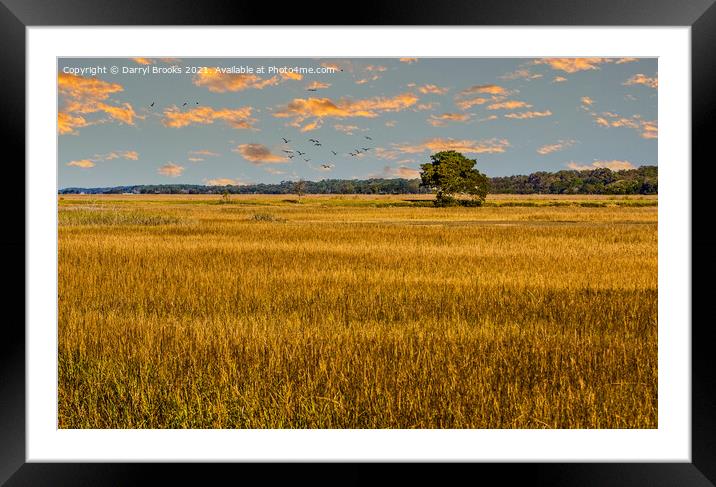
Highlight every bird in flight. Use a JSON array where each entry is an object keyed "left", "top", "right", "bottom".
[
  {"left": 361, "top": 147, "right": 371, "bottom": 151},
  {"left": 321, "top": 164, "right": 333, "bottom": 169},
  {"left": 307, "top": 88, "right": 318, "bottom": 92},
  {"left": 182, "top": 102, "right": 188, "bottom": 106},
  {"left": 282, "top": 137, "right": 290, "bottom": 143},
  {"left": 282, "top": 150, "right": 294, "bottom": 154},
  {"left": 308, "top": 138, "right": 320, "bottom": 143},
  {"left": 304, "top": 158, "right": 311, "bottom": 162},
  {"left": 314, "top": 142, "right": 322, "bottom": 146},
  {"left": 364, "top": 136, "right": 373, "bottom": 140},
  {"left": 297, "top": 151, "right": 306, "bottom": 156},
  {"left": 287, "top": 154, "right": 295, "bottom": 159},
  {"left": 150, "top": 102, "right": 154, "bottom": 108},
  {"left": 331, "top": 151, "right": 337, "bottom": 156}
]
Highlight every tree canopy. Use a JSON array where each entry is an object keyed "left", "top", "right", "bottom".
[
  {"left": 58, "top": 166, "right": 657, "bottom": 196},
  {"left": 420, "top": 150, "right": 490, "bottom": 205}
]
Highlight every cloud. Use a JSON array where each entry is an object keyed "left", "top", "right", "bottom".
[
  {"left": 66, "top": 150, "right": 138, "bottom": 168},
  {"left": 355, "top": 75, "right": 380, "bottom": 85},
  {"left": 320, "top": 62, "right": 343, "bottom": 72},
  {"left": 233, "top": 144, "right": 287, "bottom": 164},
  {"left": 459, "top": 84, "right": 507, "bottom": 95},
  {"left": 58, "top": 73, "right": 137, "bottom": 133},
  {"left": 500, "top": 69, "right": 543, "bottom": 81},
  {"left": 132, "top": 58, "right": 154, "bottom": 65},
  {"left": 96, "top": 103, "right": 136, "bottom": 125},
  {"left": 280, "top": 70, "right": 303, "bottom": 81},
  {"left": 567, "top": 160, "right": 636, "bottom": 171},
  {"left": 476, "top": 115, "right": 498, "bottom": 123},
  {"left": 640, "top": 121, "right": 659, "bottom": 139},
  {"left": 390, "top": 137, "right": 510, "bottom": 155},
  {"left": 187, "top": 149, "right": 220, "bottom": 161},
  {"left": 58, "top": 73, "right": 123, "bottom": 103},
  {"left": 533, "top": 58, "right": 613, "bottom": 73},
  {"left": 371, "top": 165, "right": 421, "bottom": 179},
  {"left": 487, "top": 100, "right": 532, "bottom": 110},
  {"left": 66, "top": 159, "right": 96, "bottom": 168},
  {"left": 624, "top": 73, "right": 658, "bottom": 89},
  {"left": 418, "top": 84, "right": 449, "bottom": 95},
  {"left": 162, "top": 106, "right": 256, "bottom": 130},
  {"left": 616, "top": 58, "right": 639, "bottom": 64},
  {"left": 385, "top": 120, "right": 397, "bottom": 127},
  {"left": 399, "top": 58, "right": 419, "bottom": 64},
  {"left": 580, "top": 96, "right": 595, "bottom": 111},
  {"left": 158, "top": 163, "right": 184, "bottom": 177},
  {"left": 415, "top": 102, "right": 438, "bottom": 111},
  {"left": 190, "top": 149, "right": 220, "bottom": 157},
  {"left": 58, "top": 112, "right": 89, "bottom": 135},
  {"left": 333, "top": 124, "right": 364, "bottom": 135},
  {"left": 373, "top": 148, "right": 401, "bottom": 160},
  {"left": 427, "top": 113, "right": 470, "bottom": 126},
  {"left": 393, "top": 166, "right": 421, "bottom": 178},
  {"left": 193, "top": 70, "right": 279, "bottom": 92},
  {"left": 354, "top": 65, "right": 388, "bottom": 85},
  {"left": 205, "top": 177, "right": 248, "bottom": 186},
  {"left": 455, "top": 97, "right": 490, "bottom": 110},
  {"left": 306, "top": 81, "right": 331, "bottom": 90},
  {"left": 299, "top": 120, "right": 322, "bottom": 132},
  {"left": 454, "top": 84, "right": 509, "bottom": 110},
  {"left": 504, "top": 110, "right": 552, "bottom": 119},
  {"left": 264, "top": 167, "right": 287, "bottom": 175},
  {"left": 273, "top": 93, "right": 419, "bottom": 131},
  {"left": 536, "top": 140, "right": 577, "bottom": 155},
  {"left": 552, "top": 76, "right": 568, "bottom": 83},
  {"left": 591, "top": 111, "right": 657, "bottom": 139},
  {"left": 101, "top": 150, "right": 139, "bottom": 161}
]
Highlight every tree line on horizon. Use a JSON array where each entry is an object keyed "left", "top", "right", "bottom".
[{"left": 59, "top": 165, "right": 657, "bottom": 196}]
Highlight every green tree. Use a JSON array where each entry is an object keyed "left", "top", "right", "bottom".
[{"left": 420, "top": 150, "right": 490, "bottom": 205}]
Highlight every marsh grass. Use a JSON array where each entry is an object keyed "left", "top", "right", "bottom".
[
  {"left": 59, "top": 207, "right": 187, "bottom": 226},
  {"left": 58, "top": 194, "right": 657, "bottom": 429}
]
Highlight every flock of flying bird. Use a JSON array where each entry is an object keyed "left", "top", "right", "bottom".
[
  {"left": 280, "top": 135, "right": 373, "bottom": 171},
  {"left": 146, "top": 83, "right": 324, "bottom": 111},
  {"left": 146, "top": 84, "right": 374, "bottom": 173}
]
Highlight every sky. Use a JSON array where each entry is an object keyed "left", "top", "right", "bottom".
[{"left": 58, "top": 57, "right": 657, "bottom": 188}]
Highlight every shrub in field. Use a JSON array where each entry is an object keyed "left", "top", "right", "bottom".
[{"left": 250, "top": 213, "right": 284, "bottom": 222}]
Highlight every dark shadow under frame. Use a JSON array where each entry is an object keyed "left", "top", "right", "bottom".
[{"left": 2, "top": 0, "right": 714, "bottom": 484}]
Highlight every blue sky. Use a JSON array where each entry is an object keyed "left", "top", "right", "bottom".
[{"left": 58, "top": 57, "right": 657, "bottom": 188}]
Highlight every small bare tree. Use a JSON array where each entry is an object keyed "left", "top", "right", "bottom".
[{"left": 293, "top": 179, "right": 306, "bottom": 201}]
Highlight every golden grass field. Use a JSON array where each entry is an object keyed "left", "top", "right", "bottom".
[{"left": 58, "top": 193, "right": 657, "bottom": 429}]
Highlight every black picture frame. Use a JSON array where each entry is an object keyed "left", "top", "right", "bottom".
[{"left": 3, "top": 0, "right": 713, "bottom": 484}]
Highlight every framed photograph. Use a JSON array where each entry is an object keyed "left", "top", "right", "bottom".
[{"left": 4, "top": 0, "right": 714, "bottom": 484}]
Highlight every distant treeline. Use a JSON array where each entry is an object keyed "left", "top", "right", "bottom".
[
  {"left": 59, "top": 166, "right": 657, "bottom": 195},
  {"left": 490, "top": 166, "right": 657, "bottom": 195}
]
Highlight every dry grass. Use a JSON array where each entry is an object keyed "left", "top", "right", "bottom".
[{"left": 58, "top": 194, "right": 657, "bottom": 429}]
